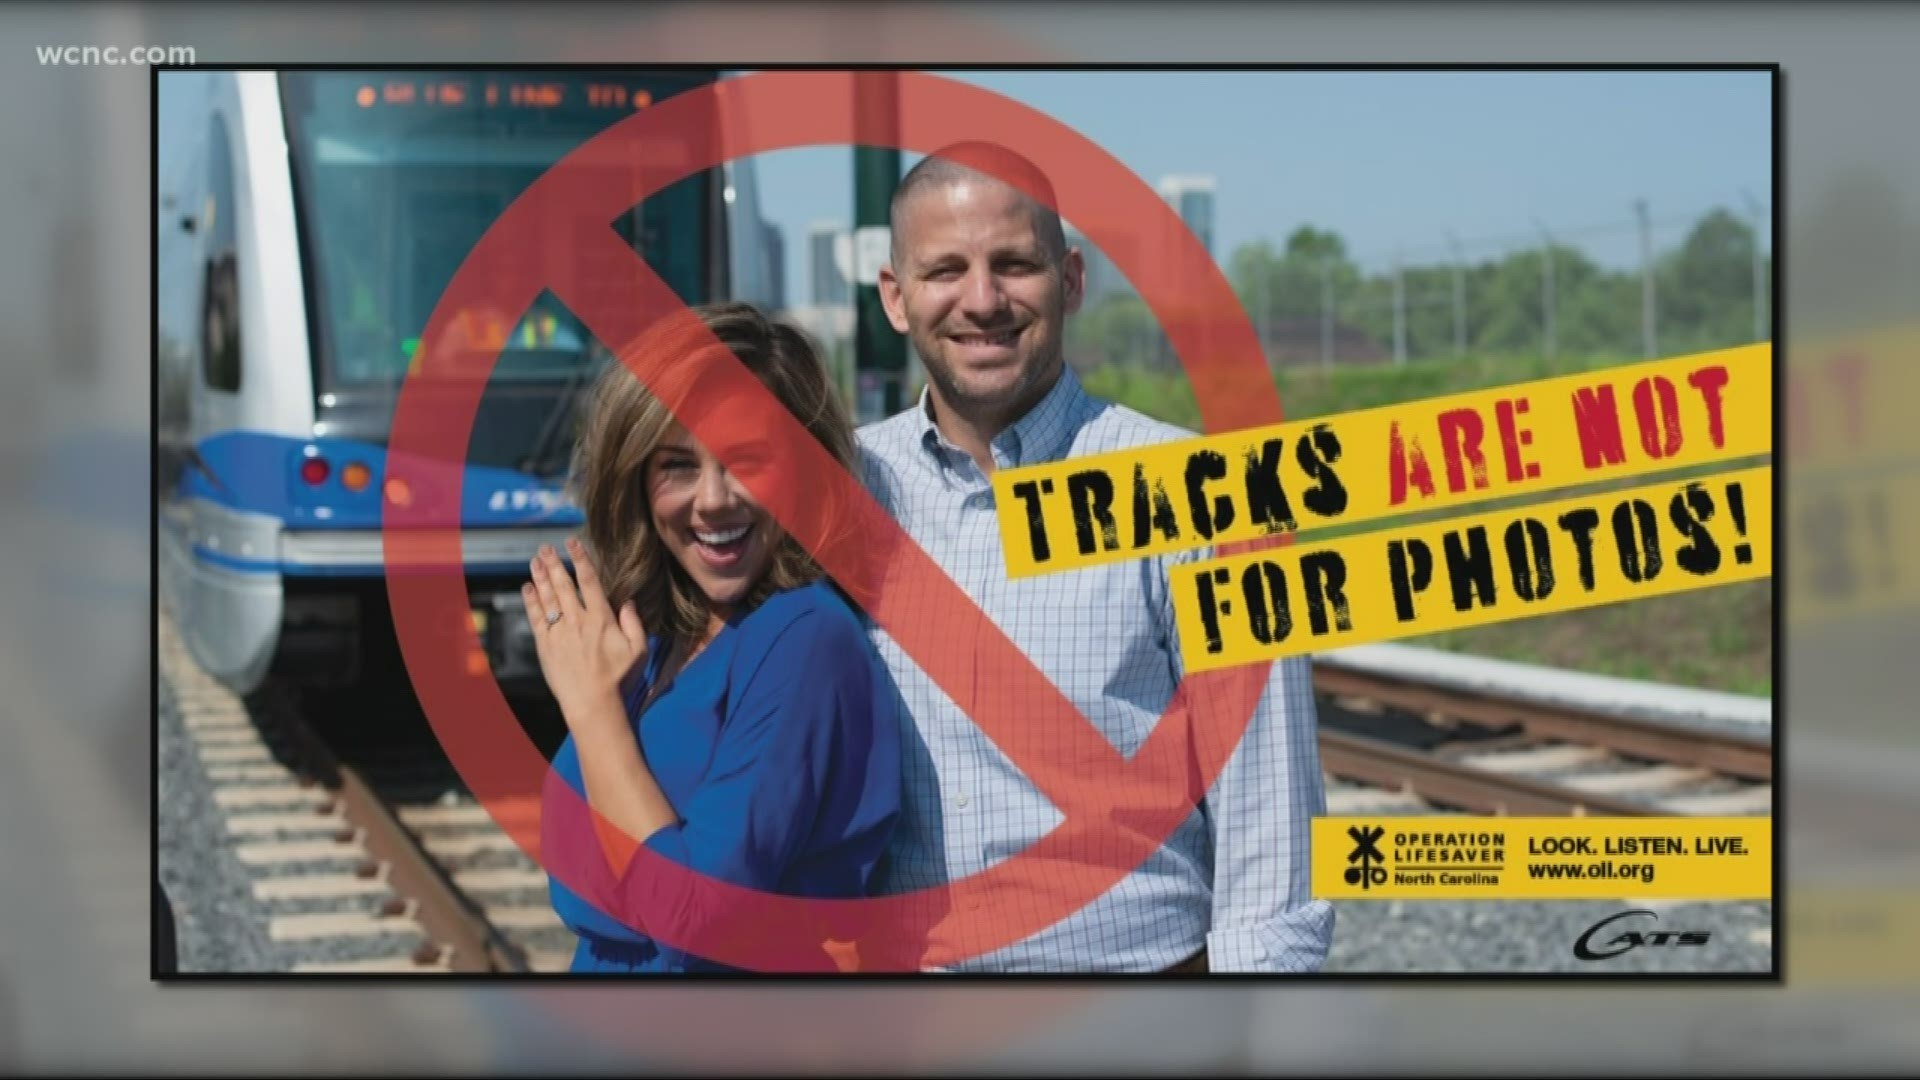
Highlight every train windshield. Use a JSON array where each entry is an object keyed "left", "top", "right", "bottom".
[{"left": 279, "top": 71, "right": 715, "bottom": 389}]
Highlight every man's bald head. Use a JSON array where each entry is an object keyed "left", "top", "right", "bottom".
[
  {"left": 874, "top": 140, "right": 1084, "bottom": 450},
  {"left": 889, "top": 142, "right": 1068, "bottom": 268}
]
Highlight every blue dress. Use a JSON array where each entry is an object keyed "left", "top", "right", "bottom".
[{"left": 542, "top": 580, "right": 901, "bottom": 973}]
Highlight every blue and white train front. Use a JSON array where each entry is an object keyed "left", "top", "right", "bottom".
[
  {"left": 160, "top": 424, "right": 582, "bottom": 692},
  {"left": 157, "top": 68, "right": 725, "bottom": 695}
]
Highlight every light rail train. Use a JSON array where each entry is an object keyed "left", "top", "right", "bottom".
[{"left": 157, "top": 69, "right": 778, "bottom": 692}]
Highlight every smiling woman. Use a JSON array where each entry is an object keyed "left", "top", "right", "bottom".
[
  {"left": 567, "top": 303, "right": 862, "bottom": 649},
  {"left": 529, "top": 302, "right": 902, "bottom": 973},
  {"left": 636, "top": 428, "right": 779, "bottom": 622}
]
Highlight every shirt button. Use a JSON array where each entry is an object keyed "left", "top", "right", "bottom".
[{"left": 955, "top": 792, "right": 970, "bottom": 808}]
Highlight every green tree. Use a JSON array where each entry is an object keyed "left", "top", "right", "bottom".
[
  {"left": 1228, "top": 226, "right": 1366, "bottom": 363},
  {"left": 1067, "top": 293, "right": 1163, "bottom": 369},
  {"left": 1791, "top": 169, "right": 1902, "bottom": 331},
  {"left": 1458, "top": 244, "right": 1626, "bottom": 358},
  {"left": 1657, "top": 207, "right": 1765, "bottom": 352}
]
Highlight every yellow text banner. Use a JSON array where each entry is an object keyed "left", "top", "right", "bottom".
[
  {"left": 1788, "top": 463, "right": 1920, "bottom": 627},
  {"left": 994, "top": 344, "right": 1771, "bottom": 578},
  {"left": 1789, "top": 322, "right": 1920, "bottom": 472},
  {"left": 1171, "top": 466, "right": 1773, "bottom": 672},
  {"left": 1313, "top": 817, "right": 1772, "bottom": 900}
]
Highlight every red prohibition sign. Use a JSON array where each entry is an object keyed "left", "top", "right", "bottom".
[{"left": 386, "top": 69, "right": 1289, "bottom": 971}]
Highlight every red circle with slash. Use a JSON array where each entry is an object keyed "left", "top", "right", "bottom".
[{"left": 385, "top": 69, "right": 1291, "bottom": 971}]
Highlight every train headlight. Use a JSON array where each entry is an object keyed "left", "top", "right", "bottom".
[
  {"left": 341, "top": 461, "right": 373, "bottom": 492},
  {"left": 384, "top": 477, "right": 413, "bottom": 507}
]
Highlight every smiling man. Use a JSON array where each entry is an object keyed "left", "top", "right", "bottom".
[
  {"left": 857, "top": 142, "right": 1334, "bottom": 973},
  {"left": 878, "top": 149, "right": 1078, "bottom": 465}
]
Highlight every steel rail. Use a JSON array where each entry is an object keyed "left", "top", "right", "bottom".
[
  {"left": 1314, "top": 665, "right": 1772, "bottom": 782},
  {"left": 264, "top": 687, "right": 528, "bottom": 974},
  {"left": 1318, "top": 728, "right": 1656, "bottom": 817}
]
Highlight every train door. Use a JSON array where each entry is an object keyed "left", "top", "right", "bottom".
[
  {"left": 156, "top": 78, "right": 207, "bottom": 502},
  {"left": 196, "top": 105, "right": 244, "bottom": 445},
  {"left": 163, "top": 77, "right": 285, "bottom": 691}
]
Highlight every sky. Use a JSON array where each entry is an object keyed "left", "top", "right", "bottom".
[
  {"left": 154, "top": 68, "right": 1772, "bottom": 311},
  {"left": 746, "top": 69, "right": 1773, "bottom": 303}
]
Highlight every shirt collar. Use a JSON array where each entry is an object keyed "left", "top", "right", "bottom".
[{"left": 914, "top": 365, "right": 1091, "bottom": 472}]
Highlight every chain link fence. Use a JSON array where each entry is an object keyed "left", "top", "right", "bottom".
[{"left": 1065, "top": 200, "right": 1772, "bottom": 377}]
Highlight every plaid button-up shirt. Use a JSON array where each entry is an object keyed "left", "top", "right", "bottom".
[{"left": 857, "top": 366, "right": 1334, "bottom": 972}]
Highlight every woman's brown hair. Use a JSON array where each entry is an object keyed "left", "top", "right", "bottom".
[{"left": 566, "top": 301, "right": 858, "bottom": 655}]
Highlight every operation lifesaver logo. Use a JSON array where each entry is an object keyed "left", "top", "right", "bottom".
[
  {"left": 1314, "top": 818, "right": 1771, "bottom": 900},
  {"left": 1343, "top": 824, "right": 1388, "bottom": 888},
  {"left": 1352, "top": 825, "right": 1509, "bottom": 889}
]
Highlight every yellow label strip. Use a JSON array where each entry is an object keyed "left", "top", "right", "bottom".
[
  {"left": 1171, "top": 466, "right": 1772, "bottom": 672},
  {"left": 1312, "top": 816, "right": 1771, "bottom": 900},
  {"left": 995, "top": 344, "right": 1771, "bottom": 577}
]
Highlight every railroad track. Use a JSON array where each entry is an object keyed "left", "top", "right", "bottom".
[
  {"left": 160, "top": 613, "right": 577, "bottom": 974},
  {"left": 1311, "top": 665, "right": 1773, "bottom": 818},
  {"left": 165, "top": 598, "right": 1770, "bottom": 976}
]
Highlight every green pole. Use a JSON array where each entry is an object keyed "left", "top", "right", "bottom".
[{"left": 853, "top": 72, "right": 906, "bottom": 424}]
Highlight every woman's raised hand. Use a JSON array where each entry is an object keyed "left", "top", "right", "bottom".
[{"left": 523, "top": 537, "right": 648, "bottom": 728}]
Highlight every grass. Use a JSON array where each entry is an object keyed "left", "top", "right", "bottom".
[
  {"left": 1079, "top": 351, "right": 1775, "bottom": 697},
  {"left": 1408, "top": 581, "right": 1773, "bottom": 697},
  {"left": 1079, "top": 349, "right": 1644, "bottom": 432}
]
